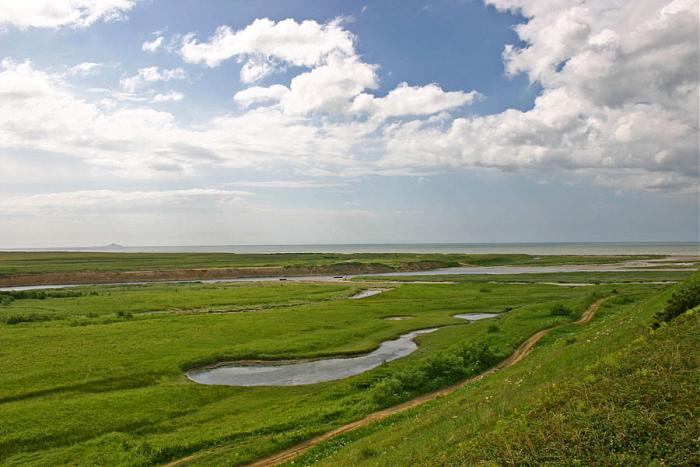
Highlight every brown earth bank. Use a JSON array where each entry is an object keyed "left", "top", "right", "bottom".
[{"left": 0, "top": 261, "right": 448, "bottom": 287}]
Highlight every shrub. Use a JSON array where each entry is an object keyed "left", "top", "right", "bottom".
[
  {"left": 654, "top": 278, "right": 700, "bottom": 325},
  {"left": 0, "top": 293, "right": 14, "bottom": 306},
  {"left": 611, "top": 295, "right": 634, "bottom": 305},
  {"left": 372, "top": 344, "right": 498, "bottom": 407},
  {"left": 360, "top": 447, "right": 378, "bottom": 458},
  {"left": 487, "top": 324, "right": 500, "bottom": 333},
  {"left": 4, "top": 313, "right": 53, "bottom": 324},
  {"left": 549, "top": 303, "right": 572, "bottom": 316}
]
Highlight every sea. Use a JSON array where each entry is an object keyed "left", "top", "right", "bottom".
[{"left": 6, "top": 242, "right": 699, "bottom": 256}]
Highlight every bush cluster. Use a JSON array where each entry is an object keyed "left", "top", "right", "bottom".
[
  {"left": 4, "top": 313, "right": 53, "bottom": 324},
  {"left": 549, "top": 303, "right": 573, "bottom": 316},
  {"left": 372, "top": 343, "right": 500, "bottom": 406},
  {"left": 654, "top": 278, "right": 700, "bottom": 325},
  {"left": 0, "top": 289, "right": 93, "bottom": 306}
]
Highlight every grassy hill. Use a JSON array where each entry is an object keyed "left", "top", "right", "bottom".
[
  {"left": 0, "top": 270, "right": 695, "bottom": 465},
  {"left": 291, "top": 273, "right": 700, "bottom": 466}
]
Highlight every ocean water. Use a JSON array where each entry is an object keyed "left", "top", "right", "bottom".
[{"left": 9, "top": 242, "right": 698, "bottom": 255}]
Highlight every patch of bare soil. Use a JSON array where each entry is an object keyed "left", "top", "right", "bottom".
[{"left": 0, "top": 262, "right": 449, "bottom": 287}]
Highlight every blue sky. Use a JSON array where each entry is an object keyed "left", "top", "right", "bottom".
[{"left": 0, "top": 0, "right": 697, "bottom": 246}]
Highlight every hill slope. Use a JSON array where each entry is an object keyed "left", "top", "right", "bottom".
[{"left": 292, "top": 274, "right": 700, "bottom": 466}]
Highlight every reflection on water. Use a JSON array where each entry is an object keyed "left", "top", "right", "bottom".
[
  {"left": 186, "top": 328, "right": 439, "bottom": 386},
  {"left": 187, "top": 313, "right": 503, "bottom": 386},
  {"left": 453, "top": 313, "right": 500, "bottom": 321},
  {"left": 350, "top": 289, "right": 386, "bottom": 299}
]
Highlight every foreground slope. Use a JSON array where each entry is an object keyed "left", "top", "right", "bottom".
[{"left": 291, "top": 274, "right": 700, "bottom": 466}]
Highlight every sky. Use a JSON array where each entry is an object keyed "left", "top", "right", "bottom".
[{"left": 0, "top": 0, "right": 698, "bottom": 247}]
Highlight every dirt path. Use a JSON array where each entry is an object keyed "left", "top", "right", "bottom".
[{"left": 165, "top": 298, "right": 607, "bottom": 467}]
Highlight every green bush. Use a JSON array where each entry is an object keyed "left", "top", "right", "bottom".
[
  {"left": 549, "top": 303, "right": 572, "bottom": 316},
  {"left": 0, "top": 290, "right": 86, "bottom": 303},
  {"left": 654, "top": 278, "right": 700, "bottom": 325},
  {"left": 0, "top": 293, "right": 14, "bottom": 306},
  {"left": 4, "top": 313, "right": 53, "bottom": 324},
  {"left": 373, "top": 343, "right": 499, "bottom": 407}
]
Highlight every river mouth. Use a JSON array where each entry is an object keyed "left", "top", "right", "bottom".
[{"left": 186, "top": 313, "right": 501, "bottom": 386}]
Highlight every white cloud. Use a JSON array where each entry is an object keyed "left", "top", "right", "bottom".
[
  {"left": 239, "top": 56, "right": 277, "bottom": 83},
  {"left": 181, "top": 17, "right": 355, "bottom": 67},
  {"left": 352, "top": 82, "right": 481, "bottom": 119},
  {"left": 142, "top": 36, "right": 164, "bottom": 53},
  {"left": 0, "top": 0, "right": 134, "bottom": 29},
  {"left": 67, "top": 61, "right": 102, "bottom": 76},
  {"left": 181, "top": 17, "right": 356, "bottom": 84},
  {"left": 151, "top": 91, "right": 184, "bottom": 103},
  {"left": 232, "top": 180, "right": 344, "bottom": 189},
  {"left": 377, "top": 0, "right": 699, "bottom": 192},
  {"left": 233, "top": 84, "right": 288, "bottom": 108},
  {"left": 185, "top": 16, "right": 478, "bottom": 119},
  {"left": 279, "top": 54, "right": 378, "bottom": 115},
  {"left": 1, "top": 1, "right": 696, "bottom": 195},
  {"left": 120, "top": 66, "right": 186, "bottom": 92}
]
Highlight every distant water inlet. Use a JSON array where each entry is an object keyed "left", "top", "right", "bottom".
[{"left": 186, "top": 313, "right": 500, "bottom": 386}]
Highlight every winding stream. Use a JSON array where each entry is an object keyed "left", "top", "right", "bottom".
[{"left": 186, "top": 313, "right": 499, "bottom": 386}]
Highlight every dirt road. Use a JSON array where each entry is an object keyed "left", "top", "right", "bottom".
[{"left": 165, "top": 297, "right": 608, "bottom": 467}]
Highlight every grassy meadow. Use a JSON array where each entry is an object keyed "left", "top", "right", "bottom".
[
  {"left": 291, "top": 273, "right": 700, "bottom": 466},
  {"left": 0, "top": 264, "right": 691, "bottom": 465},
  {"left": 0, "top": 251, "right": 659, "bottom": 276}
]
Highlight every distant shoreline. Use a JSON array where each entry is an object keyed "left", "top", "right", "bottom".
[{"left": 1, "top": 241, "right": 698, "bottom": 256}]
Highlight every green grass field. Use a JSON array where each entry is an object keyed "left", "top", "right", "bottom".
[
  {"left": 1, "top": 265, "right": 694, "bottom": 465},
  {"left": 0, "top": 251, "right": 660, "bottom": 276},
  {"left": 355, "top": 269, "right": 692, "bottom": 284},
  {"left": 291, "top": 273, "right": 700, "bottom": 466}
]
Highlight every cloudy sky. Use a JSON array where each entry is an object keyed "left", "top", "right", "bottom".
[{"left": 0, "top": 0, "right": 697, "bottom": 247}]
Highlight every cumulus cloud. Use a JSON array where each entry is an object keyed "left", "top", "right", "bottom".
[
  {"left": 120, "top": 66, "right": 186, "bottom": 92},
  {"left": 1, "top": 1, "right": 696, "bottom": 194},
  {"left": 0, "top": 59, "right": 362, "bottom": 178},
  {"left": 151, "top": 91, "right": 184, "bottom": 103},
  {"left": 378, "top": 0, "right": 699, "bottom": 192},
  {"left": 181, "top": 17, "right": 356, "bottom": 84},
  {"left": 0, "top": 0, "right": 134, "bottom": 29},
  {"left": 181, "top": 17, "right": 355, "bottom": 67},
  {"left": 186, "top": 17, "right": 477, "bottom": 119},
  {"left": 352, "top": 82, "right": 481, "bottom": 119},
  {"left": 67, "top": 61, "right": 102, "bottom": 76},
  {"left": 142, "top": 36, "right": 164, "bottom": 52},
  {"left": 233, "top": 84, "right": 288, "bottom": 108},
  {"left": 279, "top": 54, "right": 378, "bottom": 115}
]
